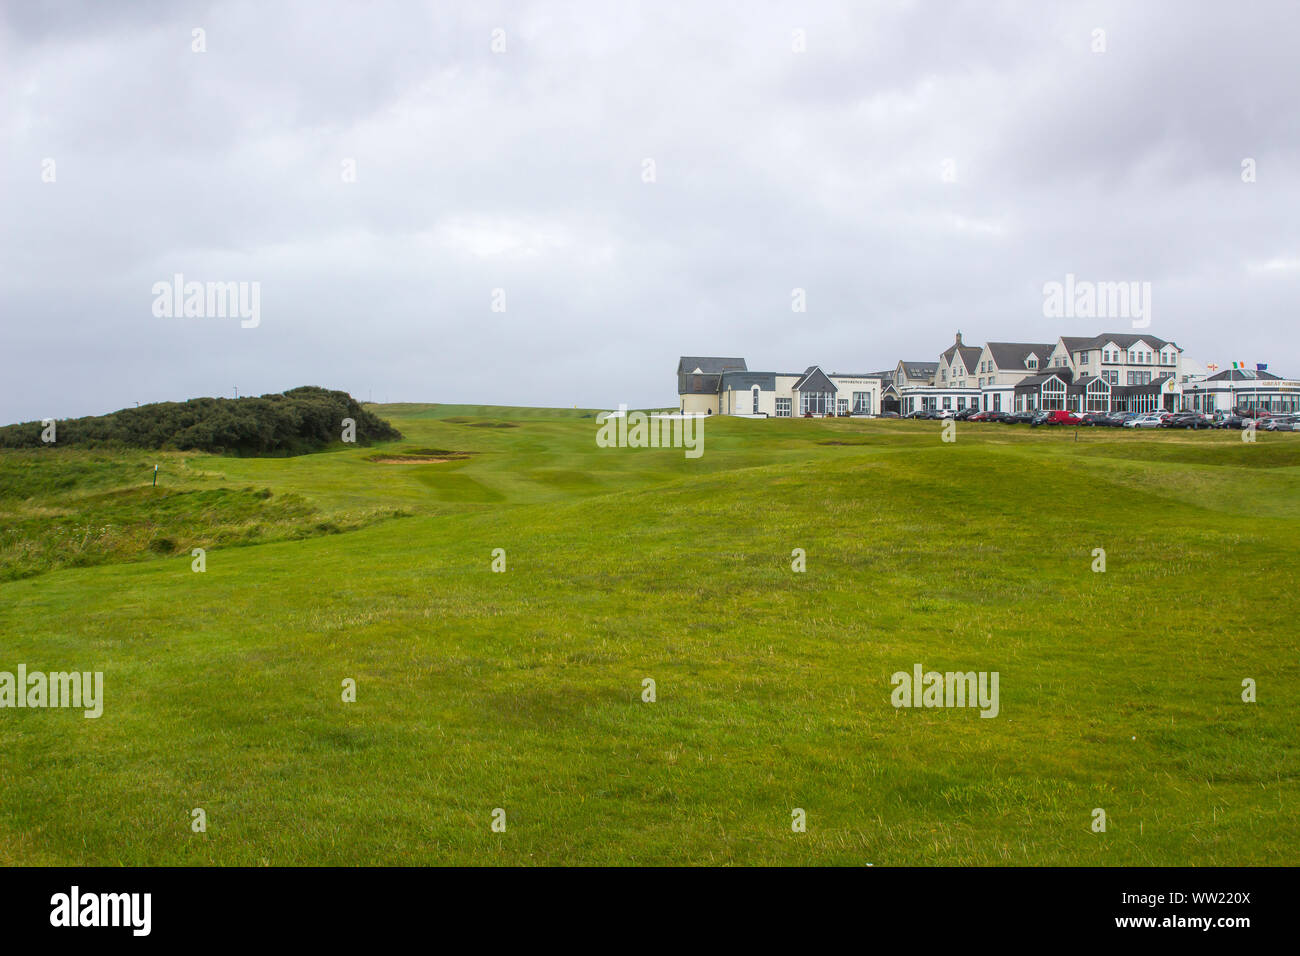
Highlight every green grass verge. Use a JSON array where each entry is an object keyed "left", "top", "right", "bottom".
[{"left": 0, "top": 407, "right": 1296, "bottom": 865}]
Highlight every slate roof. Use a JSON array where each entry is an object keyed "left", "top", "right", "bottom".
[
  {"left": 985, "top": 343, "right": 1056, "bottom": 370},
  {"left": 1112, "top": 374, "right": 1175, "bottom": 395},
  {"left": 942, "top": 343, "right": 983, "bottom": 372},
  {"left": 677, "top": 356, "right": 747, "bottom": 394},
  {"left": 718, "top": 371, "right": 778, "bottom": 390},
  {"left": 897, "top": 361, "right": 939, "bottom": 380},
  {"left": 1065, "top": 333, "right": 1178, "bottom": 351},
  {"left": 1014, "top": 369, "right": 1074, "bottom": 391},
  {"left": 1067, "top": 374, "right": 1110, "bottom": 394},
  {"left": 677, "top": 356, "right": 747, "bottom": 374},
  {"left": 791, "top": 366, "right": 838, "bottom": 393},
  {"left": 1059, "top": 336, "right": 1095, "bottom": 354}
]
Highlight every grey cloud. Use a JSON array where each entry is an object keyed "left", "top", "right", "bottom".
[{"left": 1, "top": 0, "right": 1298, "bottom": 423}]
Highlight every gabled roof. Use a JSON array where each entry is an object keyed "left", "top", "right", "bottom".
[
  {"left": 1063, "top": 333, "right": 1178, "bottom": 352},
  {"left": 1014, "top": 369, "right": 1074, "bottom": 391},
  {"left": 676, "top": 356, "right": 747, "bottom": 374},
  {"left": 1068, "top": 374, "right": 1112, "bottom": 394},
  {"left": 985, "top": 343, "right": 1056, "bottom": 370},
  {"left": 1112, "top": 374, "right": 1175, "bottom": 395},
  {"left": 942, "top": 342, "right": 982, "bottom": 370},
  {"left": 791, "top": 365, "right": 837, "bottom": 393},
  {"left": 677, "top": 356, "right": 747, "bottom": 394}
]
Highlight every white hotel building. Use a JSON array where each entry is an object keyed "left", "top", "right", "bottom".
[
  {"left": 678, "top": 333, "right": 1297, "bottom": 418},
  {"left": 677, "top": 358, "right": 881, "bottom": 418}
]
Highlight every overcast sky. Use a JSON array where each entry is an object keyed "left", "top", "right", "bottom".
[{"left": 2, "top": 0, "right": 1298, "bottom": 423}]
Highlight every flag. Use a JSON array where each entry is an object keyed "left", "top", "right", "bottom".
[{"left": 1258, "top": 363, "right": 1268, "bottom": 371}]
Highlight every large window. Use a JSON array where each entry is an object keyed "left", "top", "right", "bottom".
[
  {"left": 775, "top": 398, "right": 791, "bottom": 417},
  {"left": 800, "top": 392, "right": 831, "bottom": 415},
  {"left": 752, "top": 386, "right": 760, "bottom": 414},
  {"left": 852, "top": 391, "right": 871, "bottom": 414},
  {"left": 1042, "top": 379, "right": 1066, "bottom": 410},
  {"left": 1086, "top": 379, "right": 1110, "bottom": 411},
  {"left": 837, "top": 398, "right": 849, "bottom": 415}
]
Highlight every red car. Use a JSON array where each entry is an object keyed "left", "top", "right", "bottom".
[{"left": 1045, "top": 410, "right": 1083, "bottom": 425}]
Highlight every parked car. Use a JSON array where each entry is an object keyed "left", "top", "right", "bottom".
[
  {"left": 1003, "top": 410, "right": 1035, "bottom": 424},
  {"left": 1044, "top": 410, "right": 1083, "bottom": 426},
  {"left": 1104, "top": 412, "right": 1137, "bottom": 427},
  {"left": 1028, "top": 410, "right": 1053, "bottom": 427},
  {"left": 1161, "top": 411, "right": 1210, "bottom": 429},
  {"left": 1259, "top": 415, "right": 1296, "bottom": 431},
  {"left": 1124, "top": 413, "right": 1166, "bottom": 429},
  {"left": 1080, "top": 412, "right": 1110, "bottom": 426},
  {"left": 879, "top": 411, "right": 901, "bottom": 419},
  {"left": 954, "top": 407, "right": 976, "bottom": 420},
  {"left": 968, "top": 410, "right": 996, "bottom": 422},
  {"left": 1211, "top": 414, "right": 1245, "bottom": 429}
]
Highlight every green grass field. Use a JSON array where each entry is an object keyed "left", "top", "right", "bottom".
[{"left": 1, "top": 406, "right": 1297, "bottom": 865}]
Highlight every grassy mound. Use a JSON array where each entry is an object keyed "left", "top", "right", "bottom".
[{"left": 0, "top": 386, "right": 401, "bottom": 455}]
